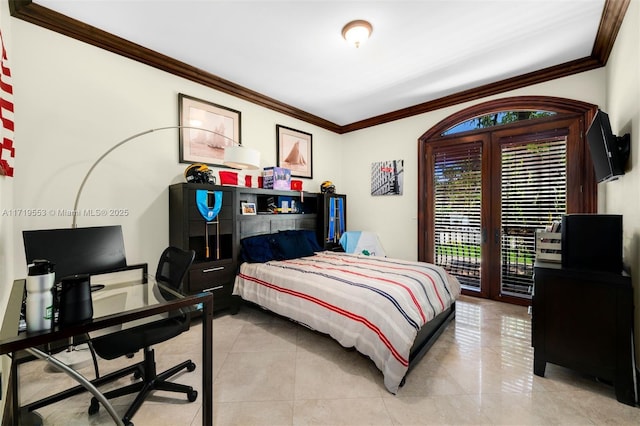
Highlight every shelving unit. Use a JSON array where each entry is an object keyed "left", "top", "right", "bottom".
[
  {"left": 234, "top": 188, "right": 319, "bottom": 243},
  {"left": 169, "top": 183, "right": 236, "bottom": 311},
  {"left": 317, "top": 193, "right": 347, "bottom": 251}
]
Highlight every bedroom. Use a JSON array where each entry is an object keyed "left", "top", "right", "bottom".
[{"left": 1, "top": 0, "right": 639, "bottom": 424}]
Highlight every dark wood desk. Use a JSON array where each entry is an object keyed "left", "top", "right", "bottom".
[
  {"left": 532, "top": 261, "right": 636, "bottom": 407},
  {"left": 0, "top": 274, "right": 213, "bottom": 425}
]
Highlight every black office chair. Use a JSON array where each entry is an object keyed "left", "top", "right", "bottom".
[{"left": 88, "top": 247, "right": 197, "bottom": 426}]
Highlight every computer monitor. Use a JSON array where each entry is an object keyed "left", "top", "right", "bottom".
[{"left": 23, "top": 225, "right": 128, "bottom": 284}]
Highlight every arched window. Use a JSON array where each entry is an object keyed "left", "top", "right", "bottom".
[
  {"left": 418, "top": 96, "right": 598, "bottom": 305},
  {"left": 442, "top": 110, "right": 557, "bottom": 136}
]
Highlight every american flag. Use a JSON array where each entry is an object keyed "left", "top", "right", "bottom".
[{"left": 0, "top": 29, "right": 14, "bottom": 177}]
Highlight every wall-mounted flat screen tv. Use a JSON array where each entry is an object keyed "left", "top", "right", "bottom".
[{"left": 586, "top": 109, "right": 630, "bottom": 183}]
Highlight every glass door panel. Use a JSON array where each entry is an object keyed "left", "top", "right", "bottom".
[
  {"left": 433, "top": 142, "right": 483, "bottom": 292},
  {"left": 499, "top": 138, "right": 567, "bottom": 299}
]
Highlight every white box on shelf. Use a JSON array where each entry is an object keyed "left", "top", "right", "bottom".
[{"left": 535, "top": 231, "right": 562, "bottom": 263}]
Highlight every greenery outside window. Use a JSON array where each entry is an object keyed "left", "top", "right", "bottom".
[{"left": 442, "top": 110, "right": 556, "bottom": 136}]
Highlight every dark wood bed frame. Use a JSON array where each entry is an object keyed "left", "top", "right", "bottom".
[
  {"left": 231, "top": 209, "right": 456, "bottom": 389},
  {"left": 404, "top": 302, "right": 455, "bottom": 385}
]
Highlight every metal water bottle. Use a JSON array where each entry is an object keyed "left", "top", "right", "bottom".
[{"left": 26, "top": 259, "right": 55, "bottom": 332}]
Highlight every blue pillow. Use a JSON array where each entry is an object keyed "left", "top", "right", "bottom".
[
  {"left": 240, "top": 234, "right": 277, "bottom": 263},
  {"left": 279, "top": 229, "right": 323, "bottom": 252},
  {"left": 272, "top": 232, "right": 315, "bottom": 260}
]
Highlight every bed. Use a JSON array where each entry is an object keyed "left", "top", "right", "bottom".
[{"left": 231, "top": 229, "right": 461, "bottom": 394}]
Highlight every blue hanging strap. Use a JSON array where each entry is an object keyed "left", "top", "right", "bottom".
[
  {"left": 328, "top": 197, "right": 335, "bottom": 241},
  {"left": 196, "top": 190, "right": 223, "bottom": 222},
  {"left": 338, "top": 197, "right": 345, "bottom": 236}
]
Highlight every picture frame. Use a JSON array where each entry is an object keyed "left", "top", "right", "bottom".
[
  {"left": 370, "top": 159, "right": 404, "bottom": 196},
  {"left": 276, "top": 125, "right": 312, "bottom": 179},
  {"left": 241, "top": 202, "right": 257, "bottom": 215},
  {"left": 178, "top": 93, "right": 241, "bottom": 167}
]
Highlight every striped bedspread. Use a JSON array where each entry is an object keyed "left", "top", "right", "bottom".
[{"left": 232, "top": 251, "right": 461, "bottom": 394}]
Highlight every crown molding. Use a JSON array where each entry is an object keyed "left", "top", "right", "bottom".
[{"left": 10, "top": 0, "right": 629, "bottom": 134}]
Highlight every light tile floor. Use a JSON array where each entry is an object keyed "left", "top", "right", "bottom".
[{"left": 18, "top": 295, "right": 640, "bottom": 425}]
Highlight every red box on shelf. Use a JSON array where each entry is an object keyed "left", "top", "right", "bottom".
[
  {"left": 219, "top": 171, "right": 238, "bottom": 185},
  {"left": 291, "top": 180, "right": 303, "bottom": 191}
]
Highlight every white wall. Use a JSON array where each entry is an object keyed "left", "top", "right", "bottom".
[
  {"left": 7, "top": 18, "right": 342, "bottom": 283},
  {"left": 341, "top": 70, "right": 607, "bottom": 260},
  {"left": 601, "top": 0, "right": 640, "bottom": 364}
]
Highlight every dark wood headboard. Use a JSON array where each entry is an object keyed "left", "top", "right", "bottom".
[
  {"left": 237, "top": 215, "right": 317, "bottom": 240},
  {"left": 232, "top": 188, "right": 320, "bottom": 259}
]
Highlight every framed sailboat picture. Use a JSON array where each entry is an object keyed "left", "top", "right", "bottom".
[
  {"left": 276, "top": 124, "right": 312, "bottom": 179},
  {"left": 179, "top": 93, "right": 241, "bottom": 166}
]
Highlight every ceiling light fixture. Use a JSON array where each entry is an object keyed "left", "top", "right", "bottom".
[{"left": 341, "top": 20, "right": 372, "bottom": 48}]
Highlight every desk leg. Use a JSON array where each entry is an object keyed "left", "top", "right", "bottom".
[
  {"left": 11, "top": 356, "right": 21, "bottom": 425},
  {"left": 25, "top": 348, "right": 125, "bottom": 426},
  {"left": 202, "top": 293, "right": 214, "bottom": 426},
  {"left": 9, "top": 356, "right": 42, "bottom": 425}
]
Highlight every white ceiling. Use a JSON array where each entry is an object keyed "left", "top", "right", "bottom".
[{"left": 36, "top": 0, "right": 606, "bottom": 126}]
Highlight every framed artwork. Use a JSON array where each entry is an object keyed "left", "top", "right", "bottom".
[
  {"left": 178, "top": 93, "right": 241, "bottom": 166},
  {"left": 276, "top": 125, "right": 312, "bottom": 179},
  {"left": 371, "top": 159, "right": 404, "bottom": 196},
  {"left": 241, "top": 202, "right": 257, "bottom": 215}
]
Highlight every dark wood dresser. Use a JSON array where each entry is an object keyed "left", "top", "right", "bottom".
[{"left": 532, "top": 261, "right": 637, "bottom": 406}]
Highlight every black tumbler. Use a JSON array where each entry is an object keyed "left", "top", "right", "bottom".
[{"left": 58, "top": 274, "right": 93, "bottom": 326}]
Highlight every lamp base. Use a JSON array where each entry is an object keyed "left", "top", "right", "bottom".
[{"left": 44, "top": 344, "right": 93, "bottom": 372}]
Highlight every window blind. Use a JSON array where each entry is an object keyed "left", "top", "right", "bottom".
[
  {"left": 433, "top": 143, "right": 482, "bottom": 291},
  {"left": 500, "top": 139, "right": 567, "bottom": 298}
]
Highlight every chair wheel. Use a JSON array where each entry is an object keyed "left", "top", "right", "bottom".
[
  {"left": 133, "top": 369, "right": 142, "bottom": 379},
  {"left": 187, "top": 362, "right": 196, "bottom": 372},
  {"left": 88, "top": 398, "right": 100, "bottom": 415},
  {"left": 187, "top": 389, "right": 198, "bottom": 402}
]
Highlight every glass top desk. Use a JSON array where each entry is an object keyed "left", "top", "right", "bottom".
[{"left": 0, "top": 269, "right": 213, "bottom": 426}]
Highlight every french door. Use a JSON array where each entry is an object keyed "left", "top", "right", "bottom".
[{"left": 423, "top": 114, "right": 595, "bottom": 304}]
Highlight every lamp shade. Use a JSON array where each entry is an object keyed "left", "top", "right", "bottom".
[{"left": 223, "top": 145, "right": 261, "bottom": 170}]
